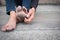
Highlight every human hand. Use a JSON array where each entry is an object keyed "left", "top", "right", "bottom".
[{"left": 24, "top": 7, "right": 35, "bottom": 23}]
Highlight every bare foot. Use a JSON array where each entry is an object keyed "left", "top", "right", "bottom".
[
  {"left": 1, "top": 11, "right": 16, "bottom": 32},
  {"left": 16, "top": 6, "right": 28, "bottom": 23}
]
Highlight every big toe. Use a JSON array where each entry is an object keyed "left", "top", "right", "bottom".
[
  {"left": 6, "top": 25, "right": 15, "bottom": 31},
  {"left": 1, "top": 25, "right": 8, "bottom": 31}
]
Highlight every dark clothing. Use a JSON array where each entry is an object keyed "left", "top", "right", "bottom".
[
  {"left": 15, "top": 0, "right": 39, "bottom": 9},
  {"left": 31, "top": 0, "right": 39, "bottom": 9},
  {"left": 6, "top": 0, "right": 39, "bottom": 15}
]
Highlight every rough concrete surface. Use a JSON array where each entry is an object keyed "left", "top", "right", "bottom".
[{"left": 0, "top": 5, "right": 60, "bottom": 40}]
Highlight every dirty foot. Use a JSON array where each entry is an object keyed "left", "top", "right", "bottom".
[
  {"left": 16, "top": 6, "right": 28, "bottom": 23},
  {"left": 1, "top": 11, "right": 16, "bottom": 32}
]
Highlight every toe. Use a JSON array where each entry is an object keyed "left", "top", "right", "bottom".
[
  {"left": 6, "top": 25, "right": 15, "bottom": 31},
  {"left": 1, "top": 25, "right": 8, "bottom": 31},
  {"left": 6, "top": 25, "right": 12, "bottom": 30}
]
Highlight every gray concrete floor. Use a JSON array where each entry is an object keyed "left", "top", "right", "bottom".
[{"left": 0, "top": 5, "right": 60, "bottom": 40}]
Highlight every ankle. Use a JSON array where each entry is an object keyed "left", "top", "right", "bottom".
[
  {"left": 9, "top": 11, "right": 16, "bottom": 19},
  {"left": 10, "top": 11, "right": 16, "bottom": 15}
]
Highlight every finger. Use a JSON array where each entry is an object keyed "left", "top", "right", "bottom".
[
  {"left": 28, "top": 13, "right": 34, "bottom": 21},
  {"left": 24, "top": 10, "right": 34, "bottom": 23},
  {"left": 26, "top": 12, "right": 34, "bottom": 22},
  {"left": 24, "top": 18, "right": 27, "bottom": 21},
  {"left": 24, "top": 18, "right": 28, "bottom": 23},
  {"left": 27, "top": 9, "right": 32, "bottom": 18}
]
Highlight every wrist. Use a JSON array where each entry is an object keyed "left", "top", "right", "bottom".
[{"left": 31, "top": 7, "right": 35, "bottom": 12}]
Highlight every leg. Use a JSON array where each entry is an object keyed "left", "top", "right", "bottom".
[
  {"left": 22, "top": 0, "right": 32, "bottom": 11},
  {"left": 15, "top": 0, "right": 32, "bottom": 22},
  {"left": 1, "top": 0, "right": 16, "bottom": 31},
  {"left": 6, "top": 0, "right": 16, "bottom": 15},
  {"left": 15, "top": 0, "right": 22, "bottom": 7}
]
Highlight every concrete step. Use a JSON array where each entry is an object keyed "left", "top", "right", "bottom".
[
  {"left": 0, "top": 5, "right": 60, "bottom": 40},
  {"left": 0, "top": 30, "right": 60, "bottom": 40}
]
